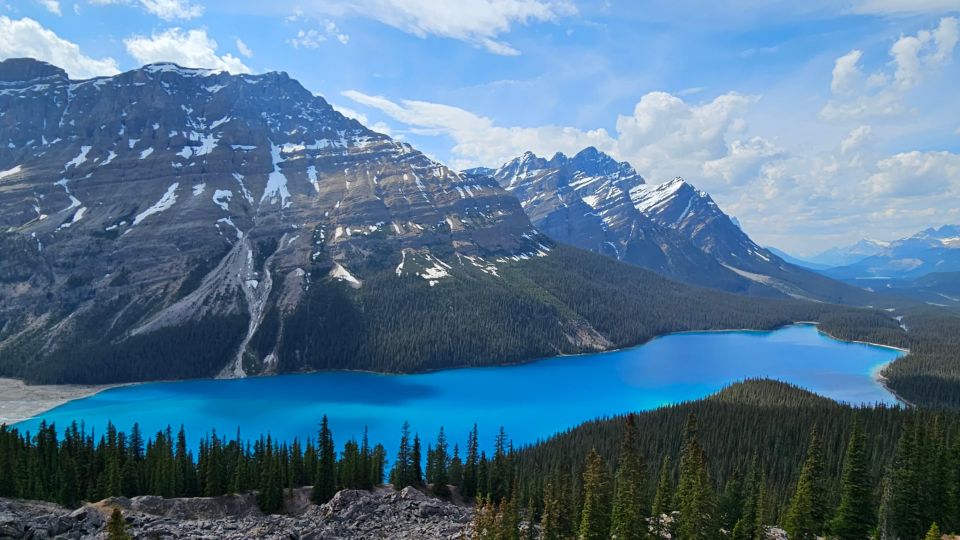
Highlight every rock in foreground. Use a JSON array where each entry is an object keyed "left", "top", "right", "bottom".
[{"left": 0, "top": 486, "right": 471, "bottom": 539}]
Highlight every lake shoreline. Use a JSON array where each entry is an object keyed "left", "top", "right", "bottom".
[
  {"left": 0, "top": 378, "right": 129, "bottom": 426},
  {"left": 7, "top": 321, "right": 909, "bottom": 424}
]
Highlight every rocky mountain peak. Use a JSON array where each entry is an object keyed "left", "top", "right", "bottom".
[
  {"left": 0, "top": 58, "right": 547, "bottom": 382},
  {"left": 0, "top": 58, "right": 68, "bottom": 83}
]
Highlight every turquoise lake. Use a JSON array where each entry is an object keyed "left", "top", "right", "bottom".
[{"left": 15, "top": 324, "right": 904, "bottom": 456}]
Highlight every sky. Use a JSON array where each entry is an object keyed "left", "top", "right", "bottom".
[{"left": 1, "top": 0, "right": 959, "bottom": 255}]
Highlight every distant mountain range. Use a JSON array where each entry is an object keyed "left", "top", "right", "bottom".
[
  {"left": 823, "top": 225, "right": 960, "bottom": 281},
  {"left": 1, "top": 58, "right": 862, "bottom": 385},
  {"left": 482, "top": 150, "right": 871, "bottom": 304}
]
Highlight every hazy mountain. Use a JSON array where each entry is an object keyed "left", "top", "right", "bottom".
[
  {"left": 766, "top": 247, "right": 832, "bottom": 270},
  {"left": 825, "top": 225, "right": 960, "bottom": 280},
  {"left": 805, "top": 239, "right": 890, "bottom": 268}
]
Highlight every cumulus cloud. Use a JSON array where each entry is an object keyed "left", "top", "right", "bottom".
[
  {"left": 0, "top": 16, "right": 119, "bottom": 78},
  {"left": 615, "top": 91, "right": 761, "bottom": 183},
  {"left": 124, "top": 28, "right": 251, "bottom": 73},
  {"left": 90, "top": 0, "right": 203, "bottom": 20},
  {"left": 36, "top": 0, "right": 61, "bottom": 15},
  {"left": 822, "top": 18, "right": 958, "bottom": 120},
  {"left": 866, "top": 150, "right": 960, "bottom": 197},
  {"left": 830, "top": 50, "right": 863, "bottom": 94},
  {"left": 299, "top": 0, "right": 575, "bottom": 55}
]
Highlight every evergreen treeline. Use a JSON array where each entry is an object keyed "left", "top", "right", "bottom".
[
  {"left": 0, "top": 415, "right": 386, "bottom": 514},
  {"left": 3, "top": 380, "right": 960, "bottom": 538},
  {"left": 881, "top": 306, "right": 960, "bottom": 408}
]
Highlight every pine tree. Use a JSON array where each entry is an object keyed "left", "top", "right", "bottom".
[
  {"left": 430, "top": 427, "right": 450, "bottom": 497},
  {"left": 579, "top": 448, "right": 612, "bottom": 540},
  {"left": 924, "top": 522, "right": 941, "bottom": 540},
  {"left": 539, "top": 480, "right": 563, "bottom": 540},
  {"left": 390, "top": 421, "right": 414, "bottom": 489},
  {"left": 888, "top": 416, "right": 921, "bottom": 539},
  {"left": 650, "top": 455, "right": 673, "bottom": 539},
  {"left": 448, "top": 444, "right": 464, "bottom": 487},
  {"left": 106, "top": 507, "right": 132, "bottom": 540},
  {"left": 312, "top": 415, "right": 337, "bottom": 504},
  {"left": 611, "top": 414, "right": 647, "bottom": 540},
  {"left": 463, "top": 425, "right": 479, "bottom": 498},
  {"left": 786, "top": 429, "right": 825, "bottom": 540},
  {"left": 831, "top": 418, "right": 874, "bottom": 540},
  {"left": 676, "top": 415, "right": 715, "bottom": 540},
  {"left": 411, "top": 434, "right": 424, "bottom": 487}
]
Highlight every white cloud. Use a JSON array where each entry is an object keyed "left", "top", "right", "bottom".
[
  {"left": 36, "top": 0, "right": 61, "bottom": 15},
  {"left": 701, "top": 136, "right": 784, "bottom": 185},
  {"left": 124, "top": 28, "right": 251, "bottom": 73},
  {"left": 343, "top": 88, "right": 777, "bottom": 187},
  {"left": 343, "top": 89, "right": 614, "bottom": 169},
  {"left": 821, "top": 18, "right": 958, "bottom": 120},
  {"left": 840, "top": 125, "right": 872, "bottom": 154},
  {"left": 140, "top": 0, "right": 203, "bottom": 20},
  {"left": 830, "top": 50, "right": 863, "bottom": 94},
  {"left": 235, "top": 38, "right": 252, "bottom": 58},
  {"left": 0, "top": 16, "right": 119, "bottom": 78},
  {"left": 301, "top": 0, "right": 575, "bottom": 55},
  {"left": 288, "top": 20, "right": 349, "bottom": 49},
  {"left": 88, "top": 0, "right": 203, "bottom": 21},
  {"left": 866, "top": 150, "right": 960, "bottom": 197}
]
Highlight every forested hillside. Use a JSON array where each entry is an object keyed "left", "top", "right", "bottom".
[{"left": 0, "top": 245, "right": 906, "bottom": 384}]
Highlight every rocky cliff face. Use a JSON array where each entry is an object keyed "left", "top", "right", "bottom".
[
  {"left": 0, "top": 58, "right": 550, "bottom": 383},
  {"left": 0, "top": 486, "right": 472, "bottom": 539},
  {"left": 482, "top": 148, "right": 763, "bottom": 294}
]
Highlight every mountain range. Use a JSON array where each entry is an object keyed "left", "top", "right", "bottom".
[
  {"left": 482, "top": 150, "right": 872, "bottom": 304},
  {"left": 823, "top": 225, "right": 960, "bottom": 281},
  {"left": 0, "top": 58, "right": 863, "bottom": 385}
]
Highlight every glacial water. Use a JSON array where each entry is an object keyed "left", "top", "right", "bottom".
[{"left": 15, "top": 324, "right": 904, "bottom": 456}]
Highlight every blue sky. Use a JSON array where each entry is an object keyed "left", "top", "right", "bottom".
[{"left": 1, "top": 0, "right": 959, "bottom": 254}]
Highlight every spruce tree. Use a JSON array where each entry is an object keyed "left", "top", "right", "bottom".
[
  {"left": 431, "top": 427, "right": 450, "bottom": 497},
  {"left": 463, "top": 425, "right": 479, "bottom": 498},
  {"left": 831, "top": 418, "right": 874, "bottom": 540},
  {"left": 312, "top": 415, "right": 337, "bottom": 504},
  {"left": 611, "top": 414, "right": 647, "bottom": 540},
  {"left": 786, "top": 429, "right": 825, "bottom": 540},
  {"left": 924, "top": 522, "right": 941, "bottom": 540},
  {"left": 888, "top": 416, "right": 921, "bottom": 539},
  {"left": 676, "top": 415, "right": 715, "bottom": 540},
  {"left": 579, "top": 448, "right": 612, "bottom": 540},
  {"left": 650, "top": 455, "right": 673, "bottom": 539}
]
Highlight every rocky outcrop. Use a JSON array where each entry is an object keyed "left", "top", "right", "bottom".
[{"left": 0, "top": 486, "right": 472, "bottom": 539}]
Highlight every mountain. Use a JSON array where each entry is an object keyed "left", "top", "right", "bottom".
[
  {"left": 0, "top": 58, "right": 840, "bottom": 385},
  {"left": 627, "top": 177, "right": 874, "bottom": 303},
  {"left": 825, "top": 225, "right": 960, "bottom": 281},
  {"left": 766, "top": 247, "right": 832, "bottom": 270},
  {"left": 481, "top": 149, "right": 770, "bottom": 295},
  {"left": 805, "top": 239, "right": 890, "bottom": 268},
  {"left": 486, "top": 146, "right": 872, "bottom": 303}
]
